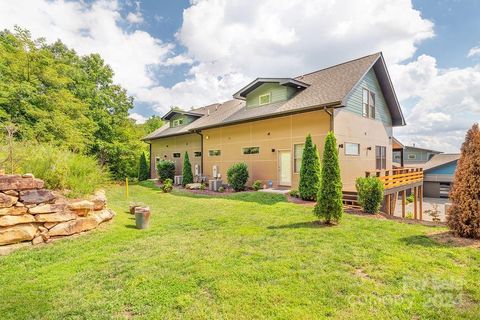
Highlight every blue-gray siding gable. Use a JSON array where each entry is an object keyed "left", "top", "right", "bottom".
[{"left": 345, "top": 68, "right": 392, "bottom": 125}]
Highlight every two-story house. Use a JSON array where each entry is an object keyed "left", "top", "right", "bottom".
[{"left": 143, "top": 52, "right": 405, "bottom": 191}]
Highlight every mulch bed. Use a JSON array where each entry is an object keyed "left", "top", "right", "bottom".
[{"left": 427, "top": 231, "right": 480, "bottom": 248}]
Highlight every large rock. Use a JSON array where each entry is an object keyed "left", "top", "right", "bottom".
[
  {"left": 0, "top": 223, "right": 37, "bottom": 245},
  {"left": 19, "top": 189, "right": 55, "bottom": 205},
  {"left": 185, "top": 183, "right": 203, "bottom": 190},
  {"left": 0, "top": 206, "right": 28, "bottom": 216},
  {"left": 3, "top": 190, "right": 18, "bottom": 197},
  {"left": 67, "top": 200, "right": 94, "bottom": 216},
  {"left": 29, "top": 203, "right": 66, "bottom": 214},
  {"left": 91, "top": 190, "right": 107, "bottom": 211},
  {"left": 48, "top": 217, "right": 98, "bottom": 236},
  {"left": 94, "top": 209, "right": 115, "bottom": 224},
  {"left": 0, "top": 193, "right": 17, "bottom": 208},
  {"left": 0, "top": 214, "right": 35, "bottom": 227},
  {"left": 0, "top": 175, "right": 44, "bottom": 191},
  {"left": 32, "top": 236, "right": 44, "bottom": 245},
  {"left": 44, "top": 222, "right": 58, "bottom": 229},
  {"left": 34, "top": 211, "right": 77, "bottom": 223}
]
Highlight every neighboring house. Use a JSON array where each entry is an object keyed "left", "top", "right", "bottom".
[
  {"left": 393, "top": 143, "right": 442, "bottom": 167},
  {"left": 143, "top": 52, "right": 406, "bottom": 191},
  {"left": 423, "top": 154, "right": 460, "bottom": 198}
]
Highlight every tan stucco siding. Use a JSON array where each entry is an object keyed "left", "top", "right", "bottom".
[
  {"left": 202, "top": 110, "right": 330, "bottom": 188},
  {"left": 149, "top": 133, "right": 202, "bottom": 178},
  {"left": 334, "top": 108, "right": 393, "bottom": 191}
]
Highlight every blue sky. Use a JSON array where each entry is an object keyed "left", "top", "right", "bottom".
[{"left": 1, "top": 0, "right": 479, "bottom": 152}]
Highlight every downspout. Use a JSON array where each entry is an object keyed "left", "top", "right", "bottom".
[
  {"left": 195, "top": 131, "right": 204, "bottom": 175},
  {"left": 324, "top": 107, "right": 334, "bottom": 131},
  {"left": 149, "top": 142, "right": 152, "bottom": 179}
]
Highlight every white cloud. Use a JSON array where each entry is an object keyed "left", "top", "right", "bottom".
[
  {"left": 141, "top": 0, "right": 433, "bottom": 112},
  {"left": 129, "top": 112, "right": 148, "bottom": 124},
  {"left": 391, "top": 55, "right": 480, "bottom": 152},
  {"left": 0, "top": 0, "right": 173, "bottom": 94},
  {"left": 467, "top": 46, "right": 480, "bottom": 58},
  {"left": 126, "top": 11, "right": 144, "bottom": 24}
]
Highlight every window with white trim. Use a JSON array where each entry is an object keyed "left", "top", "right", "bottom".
[
  {"left": 408, "top": 154, "right": 416, "bottom": 160},
  {"left": 375, "top": 146, "right": 386, "bottom": 170},
  {"left": 345, "top": 143, "right": 360, "bottom": 156},
  {"left": 362, "top": 88, "right": 376, "bottom": 119},
  {"left": 172, "top": 118, "right": 184, "bottom": 127},
  {"left": 294, "top": 144, "right": 304, "bottom": 173},
  {"left": 242, "top": 147, "right": 259, "bottom": 154},
  {"left": 209, "top": 149, "right": 221, "bottom": 156},
  {"left": 259, "top": 93, "right": 271, "bottom": 105}
]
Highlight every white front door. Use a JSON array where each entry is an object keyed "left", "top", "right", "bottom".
[{"left": 278, "top": 150, "right": 292, "bottom": 186}]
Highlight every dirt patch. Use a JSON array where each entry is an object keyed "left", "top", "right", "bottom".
[
  {"left": 286, "top": 195, "right": 315, "bottom": 206},
  {"left": 427, "top": 231, "right": 480, "bottom": 248},
  {"left": 344, "top": 205, "right": 387, "bottom": 219}
]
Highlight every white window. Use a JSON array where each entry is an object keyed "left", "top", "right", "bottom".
[
  {"left": 362, "top": 88, "right": 376, "bottom": 119},
  {"left": 242, "top": 147, "right": 259, "bottom": 154},
  {"left": 376, "top": 146, "right": 387, "bottom": 170},
  {"left": 209, "top": 149, "right": 221, "bottom": 156},
  {"left": 345, "top": 143, "right": 360, "bottom": 156},
  {"left": 259, "top": 93, "right": 271, "bottom": 105},
  {"left": 172, "top": 118, "right": 184, "bottom": 127},
  {"left": 173, "top": 153, "right": 181, "bottom": 158},
  {"left": 408, "top": 154, "right": 416, "bottom": 160},
  {"left": 294, "top": 144, "right": 304, "bottom": 173}
]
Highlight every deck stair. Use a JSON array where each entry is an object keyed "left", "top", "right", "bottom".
[{"left": 342, "top": 191, "right": 359, "bottom": 206}]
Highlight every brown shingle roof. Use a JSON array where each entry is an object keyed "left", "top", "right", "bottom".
[
  {"left": 144, "top": 52, "right": 398, "bottom": 140},
  {"left": 424, "top": 154, "right": 460, "bottom": 171}
]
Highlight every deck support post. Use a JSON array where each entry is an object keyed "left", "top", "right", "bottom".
[
  {"left": 419, "top": 185, "right": 423, "bottom": 221},
  {"left": 413, "top": 186, "right": 418, "bottom": 220},
  {"left": 401, "top": 190, "right": 406, "bottom": 218}
]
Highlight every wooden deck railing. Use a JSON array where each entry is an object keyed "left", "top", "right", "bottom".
[{"left": 365, "top": 168, "right": 423, "bottom": 189}]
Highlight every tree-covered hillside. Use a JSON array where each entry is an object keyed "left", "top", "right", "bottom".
[{"left": 0, "top": 27, "right": 161, "bottom": 179}]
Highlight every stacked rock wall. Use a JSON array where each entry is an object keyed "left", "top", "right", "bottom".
[{"left": 0, "top": 174, "right": 114, "bottom": 249}]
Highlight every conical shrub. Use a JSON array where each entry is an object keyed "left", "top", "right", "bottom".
[{"left": 299, "top": 134, "right": 321, "bottom": 200}]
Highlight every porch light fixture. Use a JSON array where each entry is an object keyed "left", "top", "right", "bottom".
[
  {"left": 367, "top": 146, "right": 372, "bottom": 150},
  {"left": 271, "top": 148, "right": 275, "bottom": 152},
  {"left": 338, "top": 144, "right": 344, "bottom": 148},
  {"left": 205, "top": 135, "right": 209, "bottom": 140}
]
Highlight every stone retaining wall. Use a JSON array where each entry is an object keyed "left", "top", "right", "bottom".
[{"left": 0, "top": 174, "right": 114, "bottom": 253}]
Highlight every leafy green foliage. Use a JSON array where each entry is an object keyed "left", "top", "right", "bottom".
[
  {"left": 406, "top": 194, "right": 414, "bottom": 204},
  {"left": 252, "top": 180, "right": 262, "bottom": 191},
  {"left": 314, "top": 132, "right": 343, "bottom": 223},
  {"left": 217, "top": 186, "right": 225, "bottom": 193},
  {"left": 227, "top": 162, "right": 249, "bottom": 191},
  {"left": 289, "top": 189, "right": 300, "bottom": 198},
  {"left": 356, "top": 177, "right": 384, "bottom": 213},
  {"left": 12, "top": 142, "right": 109, "bottom": 197},
  {"left": 156, "top": 160, "right": 175, "bottom": 182},
  {"left": 138, "top": 152, "right": 149, "bottom": 181},
  {"left": 299, "top": 134, "right": 321, "bottom": 200},
  {"left": 161, "top": 178, "right": 173, "bottom": 193},
  {"left": 0, "top": 27, "right": 163, "bottom": 180},
  {"left": 182, "top": 151, "right": 193, "bottom": 186}
]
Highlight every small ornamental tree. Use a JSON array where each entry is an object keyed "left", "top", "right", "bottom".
[
  {"left": 156, "top": 159, "right": 175, "bottom": 182},
  {"left": 227, "top": 162, "right": 249, "bottom": 191},
  {"left": 182, "top": 151, "right": 193, "bottom": 186},
  {"left": 447, "top": 123, "right": 480, "bottom": 238},
  {"left": 138, "top": 152, "right": 149, "bottom": 181},
  {"left": 356, "top": 176, "right": 384, "bottom": 214},
  {"left": 299, "top": 134, "right": 321, "bottom": 201},
  {"left": 314, "top": 131, "right": 343, "bottom": 223}
]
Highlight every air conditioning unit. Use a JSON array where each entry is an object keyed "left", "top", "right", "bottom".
[
  {"left": 174, "top": 175, "right": 183, "bottom": 186},
  {"left": 194, "top": 164, "right": 200, "bottom": 176},
  {"left": 212, "top": 165, "right": 219, "bottom": 178}
]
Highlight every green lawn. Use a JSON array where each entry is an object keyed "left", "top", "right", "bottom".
[{"left": 0, "top": 183, "right": 479, "bottom": 319}]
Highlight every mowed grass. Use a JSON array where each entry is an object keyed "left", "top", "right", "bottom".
[{"left": 0, "top": 183, "right": 479, "bottom": 319}]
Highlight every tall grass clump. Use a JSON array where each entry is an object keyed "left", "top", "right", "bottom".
[{"left": 12, "top": 143, "right": 110, "bottom": 197}]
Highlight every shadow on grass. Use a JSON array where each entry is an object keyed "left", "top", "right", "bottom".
[
  {"left": 404, "top": 231, "right": 480, "bottom": 248},
  {"left": 268, "top": 220, "right": 332, "bottom": 229},
  {"left": 124, "top": 224, "right": 137, "bottom": 229},
  {"left": 171, "top": 189, "right": 287, "bottom": 206}
]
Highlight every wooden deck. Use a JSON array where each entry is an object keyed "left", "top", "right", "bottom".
[{"left": 365, "top": 168, "right": 424, "bottom": 220}]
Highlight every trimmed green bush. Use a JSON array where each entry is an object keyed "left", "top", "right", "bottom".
[
  {"left": 314, "top": 132, "right": 343, "bottom": 223},
  {"left": 252, "top": 180, "right": 262, "bottom": 191},
  {"left": 299, "top": 134, "right": 321, "bottom": 200},
  {"left": 161, "top": 178, "right": 173, "bottom": 193},
  {"left": 138, "top": 152, "right": 150, "bottom": 181},
  {"left": 227, "top": 162, "right": 249, "bottom": 192},
  {"left": 289, "top": 189, "right": 300, "bottom": 198},
  {"left": 356, "top": 176, "right": 384, "bottom": 213},
  {"left": 182, "top": 152, "right": 193, "bottom": 186},
  {"left": 156, "top": 160, "right": 175, "bottom": 182}
]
